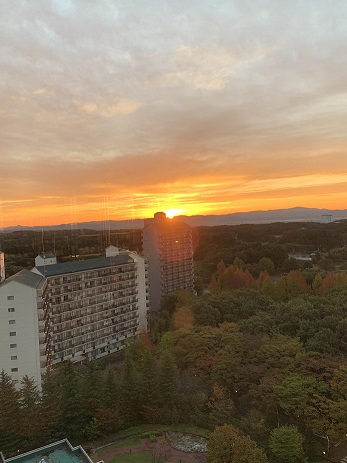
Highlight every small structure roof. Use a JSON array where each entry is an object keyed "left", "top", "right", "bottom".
[{"left": 3, "top": 269, "right": 44, "bottom": 289}]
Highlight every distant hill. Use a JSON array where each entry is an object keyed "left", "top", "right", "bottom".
[
  {"left": 176, "top": 207, "right": 347, "bottom": 227},
  {"left": 1, "top": 207, "right": 346, "bottom": 232}
]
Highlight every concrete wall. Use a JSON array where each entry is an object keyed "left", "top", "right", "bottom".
[
  {"left": 127, "top": 252, "right": 148, "bottom": 331},
  {"left": 0, "top": 252, "right": 5, "bottom": 282},
  {"left": 0, "top": 281, "right": 42, "bottom": 388}
]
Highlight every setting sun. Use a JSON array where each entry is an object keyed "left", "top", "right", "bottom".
[{"left": 165, "top": 208, "right": 183, "bottom": 219}]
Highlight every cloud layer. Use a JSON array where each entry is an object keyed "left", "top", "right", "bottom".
[{"left": 1, "top": 0, "right": 347, "bottom": 226}]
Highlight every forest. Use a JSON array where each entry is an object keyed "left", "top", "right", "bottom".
[
  {"left": 3, "top": 282, "right": 347, "bottom": 461},
  {"left": 2, "top": 220, "right": 347, "bottom": 462}
]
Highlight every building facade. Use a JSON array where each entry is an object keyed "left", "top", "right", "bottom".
[
  {"left": 0, "top": 247, "right": 148, "bottom": 388},
  {"left": 143, "top": 212, "right": 195, "bottom": 311},
  {"left": 0, "top": 251, "right": 5, "bottom": 282}
]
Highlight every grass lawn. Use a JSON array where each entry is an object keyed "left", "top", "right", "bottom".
[{"left": 107, "top": 451, "right": 152, "bottom": 463}]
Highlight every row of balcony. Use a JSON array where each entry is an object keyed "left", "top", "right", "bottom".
[
  {"left": 51, "top": 309, "right": 138, "bottom": 332},
  {"left": 50, "top": 321, "right": 139, "bottom": 352}
]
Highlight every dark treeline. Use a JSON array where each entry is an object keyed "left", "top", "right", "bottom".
[
  {"left": 193, "top": 219, "right": 347, "bottom": 285},
  {"left": 0, "top": 229, "right": 142, "bottom": 276},
  {"left": 2, "top": 219, "right": 347, "bottom": 280}
]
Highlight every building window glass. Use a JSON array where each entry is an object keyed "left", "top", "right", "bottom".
[
  {"left": 9, "top": 320, "right": 15, "bottom": 324},
  {"left": 11, "top": 368, "right": 18, "bottom": 372},
  {"left": 11, "top": 355, "right": 17, "bottom": 360},
  {"left": 8, "top": 308, "right": 15, "bottom": 312},
  {"left": 10, "top": 344, "right": 17, "bottom": 348},
  {"left": 7, "top": 296, "right": 14, "bottom": 300},
  {"left": 9, "top": 332, "right": 16, "bottom": 336}
]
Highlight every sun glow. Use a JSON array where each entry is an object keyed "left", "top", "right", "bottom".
[{"left": 165, "top": 208, "right": 183, "bottom": 219}]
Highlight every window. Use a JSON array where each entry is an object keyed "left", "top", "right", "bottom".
[
  {"left": 11, "top": 355, "right": 17, "bottom": 360},
  {"left": 7, "top": 296, "right": 14, "bottom": 300},
  {"left": 10, "top": 344, "right": 17, "bottom": 348},
  {"left": 11, "top": 368, "right": 18, "bottom": 372},
  {"left": 9, "top": 320, "right": 15, "bottom": 325},
  {"left": 9, "top": 332, "right": 16, "bottom": 336},
  {"left": 8, "top": 308, "right": 15, "bottom": 312}
]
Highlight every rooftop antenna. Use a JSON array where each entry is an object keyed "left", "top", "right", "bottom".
[
  {"left": 41, "top": 226, "right": 45, "bottom": 256},
  {"left": 69, "top": 197, "right": 78, "bottom": 259},
  {"left": 103, "top": 197, "right": 111, "bottom": 248}
]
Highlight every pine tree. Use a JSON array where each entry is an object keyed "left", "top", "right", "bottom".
[
  {"left": 102, "top": 368, "right": 119, "bottom": 409},
  {"left": 40, "top": 369, "right": 63, "bottom": 442},
  {"left": 19, "top": 376, "right": 42, "bottom": 449},
  {"left": 82, "top": 360, "right": 103, "bottom": 419},
  {"left": 55, "top": 361, "right": 86, "bottom": 440},
  {"left": 157, "top": 352, "right": 178, "bottom": 408},
  {"left": 139, "top": 347, "right": 158, "bottom": 407},
  {"left": 118, "top": 351, "right": 141, "bottom": 426},
  {"left": 0, "top": 370, "right": 24, "bottom": 456}
]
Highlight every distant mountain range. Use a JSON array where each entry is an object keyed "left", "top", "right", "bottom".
[{"left": 1, "top": 207, "right": 347, "bottom": 232}]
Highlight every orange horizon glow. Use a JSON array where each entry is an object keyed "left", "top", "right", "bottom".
[{"left": 0, "top": 187, "right": 346, "bottom": 229}]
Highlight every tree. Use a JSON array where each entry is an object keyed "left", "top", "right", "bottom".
[
  {"left": 81, "top": 361, "right": 103, "bottom": 439},
  {"left": 269, "top": 425, "right": 304, "bottom": 463},
  {"left": 82, "top": 361, "right": 103, "bottom": 418},
  {"left": 138, "top": 346, "right": 159, "bottom": 408},
  {"left": 208, "top": 384, "right": 235, "bottom": 427},
  {"left": 0, "top": 370, "right": 23, "bottom": 456},
  {"left": 172, "top": 305, "right": 195, "bottom": 330},
  {"left": 40, "top": 369, "right": 62, "bottom": 442},
  {"left": 192, "top": 299, "right": 221, "bottom": 326},
  {"left": 119, "top": 351, "right": 142, "bottom": 426},
  {"left": 208, "top": 424, "right": 268, "bottom": 463},
  {"left": 275, "top": 373, "right": 326, "bottom": 420},
  {"left": 55, "top": 361, "right": 86, "bottom": 440},
  {"left": 157, "top": 352, "right": 178, "bottom": 408},
  {"left": 19, "top": 376, "right": 42, "bottom": 448},
  {"left": 258, "top": 257, "right": 275, "bottom": 274}
]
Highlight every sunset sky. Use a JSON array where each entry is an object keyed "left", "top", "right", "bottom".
[{"left": 1, "top": 0, "right": 347, "bottom": 227}]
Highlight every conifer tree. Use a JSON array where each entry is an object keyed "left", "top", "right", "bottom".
[
  {"left": 0, "top": 370, "right": 24, "bottom": 456},
  {"left": 157, "top": 352, "right": 178, "bottom": 408},
  {"left": 19, "top": 375, "right": 42, "bottom": 449},
  {"left": 119, "top": 351, "right": 141, "bottom": 425},
  {"left": 55, "top": 361, "right": 86, "bottom": 440},
  {"left": 40, "top": 369, "right": 63, "bottom": 442}
]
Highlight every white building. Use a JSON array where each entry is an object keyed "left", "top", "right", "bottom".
[
  {"left": 0, "top": 247, "right": 148, "bottom": 388},
  {"left": 0, "top": 251, "right": 5, "bottom": 282}
]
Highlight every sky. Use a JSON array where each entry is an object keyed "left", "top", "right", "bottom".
[{"left": 1, "top": 0, "right": 347, "bottom": 227}]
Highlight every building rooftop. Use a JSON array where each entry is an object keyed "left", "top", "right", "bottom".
[
  {"left": 34, "top": 253, "right": 135, "bottom": 277},
  {"left": 0, "top": 440, "right": 96, "bottom": 463},
  {"left": 3, "top": 269, "right": 44, "bottom": 288}
]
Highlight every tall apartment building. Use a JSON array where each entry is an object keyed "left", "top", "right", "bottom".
[
  {"left": 143, "top": 212, "right": 195, "bottom": 311},
  {"left": 0, "top": 246, "right": 147, "bottom": 388}
]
